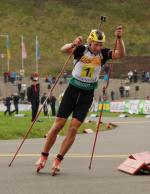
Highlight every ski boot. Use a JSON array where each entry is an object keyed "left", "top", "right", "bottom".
[
  {"left": 35, "top": 152, "right": 49, "bottom": 173},
  {"left": 51, "top": 154, "right": 63, "bottom": 176}
]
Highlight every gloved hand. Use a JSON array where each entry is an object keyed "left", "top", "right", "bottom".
[
  {"left": 115, "top": 25, "right": 123, "bottom": 39},
  {"left": 72, "top": 36, "right": 83, "bottom": 48}
]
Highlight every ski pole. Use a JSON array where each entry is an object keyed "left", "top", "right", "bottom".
[
  {"left": 98, "top": 15, "right": 106, "bottom": 32},
  {"left": 9, "top": 50, "right": 74, "bottom": 167},
  {"left": 88, "top": 36, "right": 119, "bottom": 170}
]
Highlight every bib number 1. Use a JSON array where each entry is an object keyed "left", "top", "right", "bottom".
[{"left": 81, "top": 65, "right": 95, "bottom": 78}]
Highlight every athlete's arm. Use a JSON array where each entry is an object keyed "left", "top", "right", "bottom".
[
  {"left": 60, "top": 36, "right": 83, "bottom": 54},
  {"left": 112, "top": 25, "right": 126, "bottom": 59}
]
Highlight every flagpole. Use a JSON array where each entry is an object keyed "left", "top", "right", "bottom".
[
  {"left": 36, "top": 35, "right": 38, "bottom": 73},
  {"left": 1, "top": 53, "right": 5, "bottom": 76},
  {"left": 0, "top": 34, "right": 10, "bottom": 72},
  {"left": 6, "top": 35, "right": 10, "bottom": 72},
  {"left": 21, "top": 35, "right": 24, "bottom": 70}
]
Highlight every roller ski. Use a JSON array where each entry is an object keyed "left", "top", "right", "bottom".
[
  {"left": 35, "top": 153, "right": 49, "bottom": 173},
  {"left": 51, "top": 157, "right": 62, "bottom": 176}
]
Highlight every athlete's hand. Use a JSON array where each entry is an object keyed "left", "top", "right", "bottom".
[
  {"left": 60, "top": 36, "right": 83, "bottom": 54},
  {"left": 72, "top": 36, "right": 83, "bottom": 47},
  {"left": 115, "top": 25, "right": 123, "bottom": 39}
]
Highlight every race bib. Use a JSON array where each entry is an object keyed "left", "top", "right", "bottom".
[{"left": 80, "top": 65, "right": 95, "bottom": 78}]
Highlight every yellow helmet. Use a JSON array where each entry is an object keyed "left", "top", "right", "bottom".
[{"left": 87, "top": 29, "right": 106, "bottom": 44}]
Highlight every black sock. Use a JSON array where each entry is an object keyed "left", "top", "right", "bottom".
[
  {"left": 41, "top": 152, "right": 49, "bottom": 157},
  {"left": 57, "top": 154, "right": 64, "bottom": 161}
]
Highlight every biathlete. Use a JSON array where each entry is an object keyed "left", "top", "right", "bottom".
[{"left": 36, "top": 25, "right": 126, "bottom": 175}]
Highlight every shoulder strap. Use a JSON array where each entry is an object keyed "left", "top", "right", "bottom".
[{"left": 73, "top": 45, "right": 88, "bottom": 67}]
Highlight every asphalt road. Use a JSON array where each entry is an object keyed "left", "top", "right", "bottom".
[{"left": 0, "top": 117, "right": 150, "bottom": 194}]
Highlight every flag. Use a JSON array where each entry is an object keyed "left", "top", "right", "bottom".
[
  {"left": 21, "top": 37, "right": 27, "bottom": 59},
  {"left": 35, "top": 36, "right": 40, "bottom": 60},
  {"left": 6, "top": 36, "right": 10, "bottom": 59}
]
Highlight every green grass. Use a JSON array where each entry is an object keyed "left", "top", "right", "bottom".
[
  {"left": 0, "top": 0, "right": 149, "bottom": 75},
  {"left": 0, "top": 111, "right": 109, "bottom": 140},
  {"left": 0, "top": 109, "right": 145, "bottom": 140}
]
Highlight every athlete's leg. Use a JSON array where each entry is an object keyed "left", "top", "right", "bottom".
[
  {"left": 36, "top": 117, "right": 67, "bottom": 172},
  {"left": 51, "top": 118, "right": 81, "bottom": 175},
  {"left": 58, "top": 118, "right": 81, "bottom": 156},
  {"left": 42, "top": 117, "right": 67, "bottom": 153}
]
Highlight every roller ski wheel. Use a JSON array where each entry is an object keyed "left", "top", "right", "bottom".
[
  {"left": 35, "top": 155, "right": 48, "bottom": 173},
  {"left": 51, "top": 158, "right": 61, "bottom": 176}
]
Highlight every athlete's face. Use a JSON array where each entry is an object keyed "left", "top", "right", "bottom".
[{"left": 90, "top": 41, "right": 103, "bottom": 54}]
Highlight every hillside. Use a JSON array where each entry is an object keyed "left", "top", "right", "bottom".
[{"left": 0, "top": 0, "right": 149, "bottom": 75}]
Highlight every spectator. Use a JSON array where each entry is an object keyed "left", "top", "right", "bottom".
[
  {"left": 110, "top": 90, "right": 115, "bottom": 101},
  {"left": 3, "top": 72, "right": 9, "bottom": 83},
  {"left": 17, "top": 74, "right": 22, "bottom": 81},
  {"left": 20, "top": 69, "right": 25, "bottom": 78},
  {"left": 128, "top": 70, "right": 133, "bottom": 83},
  {"left": 20, "top": 83, "right": 26, "bottom": 101},
  {"left": 133, "top": 69, "right": 138, "bottom": 83},
  {"left": 48, "top": 75, "right": 52, "bottom": 84},
  {"left": 103, "top": 64, "right": 109, "bottom": 82},
  {"left": 17, "top": 81, "right": 22, "bottom": 94},
  {"left": 119, "top": 85, "right": 125, "bottom": 98},
  {"left": 41, "top": 93, "right": 48, "bottom": 116},
  {"left": 4, "top": 95, "right": 12, "bottom": 115},
  {"left": 52, "top": 76, "right": 56, "bottom": 84},
  {"left": 102, "top": 86, "right": 108, "bottom": 100},
  {"left": 145, "top": 71, "right": 150, "bottom": 82},
  {"left": 27, "top": 77, "right": 40, "bottom": 122},
  {"left": 125, "top": 84, "right": 130, "bottom": 98},
  {"left": 142, "top": 71, "right": 146, "bottom": 82},
  {"left": 10, "top": 93, "right": 20, "bottom": 115},
  {"left": 48, "top": 93, "right": 57, "bottom": 116},
  {"left": 7, "top": 71, "right": 11, "bottom": 82},
  {"left": 102, "top": 86, "right": 106, "bottom": 96},
  {"left": 104, "top": 73, "right": 108, "bottom": 81},
  {"left": 11, "top": 71, "right": 17, "bottom": 84},
  {"left": 10, "top": 72, "right": 14, "bottom": 84}
]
